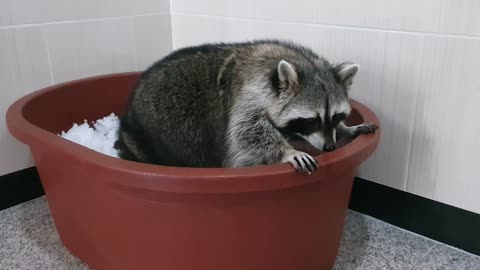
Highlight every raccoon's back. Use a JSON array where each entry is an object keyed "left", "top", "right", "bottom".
[{"left": 122, "top": 44, "right": 237, "bottom": 167}]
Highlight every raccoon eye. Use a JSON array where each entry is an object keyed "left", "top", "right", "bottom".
[
  {"left": 332, "top": 113, "right": 346, "bottom": 125},
  {"left": 304, "top": 117, "right": 321, "bottom": 128},
  {"left": 283, "top": 117, "right": 320, "bottom": 135},
  {"left": 305, "top": 118, "right": 317, "bottom": 125},
  {"left": 303, "top": 117, "right": 320, "bottom": 130}
]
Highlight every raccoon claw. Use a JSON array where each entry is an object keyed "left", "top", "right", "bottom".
[
  {"left": 283, "top": 151, "right": 318, "bottom": 173},
  {"left": 355, "top": 122, "right": 379, "bottom": 135}
]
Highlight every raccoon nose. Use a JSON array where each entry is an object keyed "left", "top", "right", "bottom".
[{"left": 323, "top": 143, "right": 336, "bottom": 152}]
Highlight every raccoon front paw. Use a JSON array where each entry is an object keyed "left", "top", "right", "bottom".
[
  {"left": 282, "top": 150, "right": 318, "bottom": 173},
  {"left": 354, "top": 122, "right": 379, "bottom": 136}
]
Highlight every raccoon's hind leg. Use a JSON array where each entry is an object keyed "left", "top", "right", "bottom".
[
  {"left": 115, "top": 130, "right": 156, "bottom": 164},
  {"left": 336, "top": 122, "right": 379, "bottom": 140},
  {"left": 114, "top": 135, "right": 136, "bottom": 161}
]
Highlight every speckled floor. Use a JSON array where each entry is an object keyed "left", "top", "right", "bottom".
[{"left": 1, "top": 197, "right": 479, "bottom": 270}]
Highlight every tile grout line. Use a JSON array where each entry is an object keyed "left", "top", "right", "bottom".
[
  {"left": 170, "top": 12, "right": 480, "bottom": 41},
  {"left": 169, "top": 0, "right": 176, "bottom": 49},
  {"left": 131, "top": 15, "right": 139, "bottom": 71},
  {"left": 0, "top": 12, "right": 171, "bottom": 30},
  {"left": 372, "top": 31, "right": 390, "bottom": 182},
  {"left": 40, "top": 26, "right": 55, "bottom": 85},
  {"left": 403, "top": 34, "right": 426, "bottom": 192}
]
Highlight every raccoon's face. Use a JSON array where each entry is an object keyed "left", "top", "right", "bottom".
[{"left": 268, "top": 59, "right": 359, "bottom": 152}]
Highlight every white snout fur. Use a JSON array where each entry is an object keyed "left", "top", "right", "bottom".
[{"left": 301, "top": 132, "right": 326, "bottom": 150}]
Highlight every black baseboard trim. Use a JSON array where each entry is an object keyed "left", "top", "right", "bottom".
[
  {"left": 349, "top": 177, "right": 480, "bottom": 256},
  {"left": 1, "top": 167, "right": 479, "bottom": 255},
  {"left": 0, "top": 167, "right": 44, "bottom": 211}
]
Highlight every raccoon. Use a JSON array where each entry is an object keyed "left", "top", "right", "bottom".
[{"left": 115, "top": 40, "right": 378, "bottom": 173}]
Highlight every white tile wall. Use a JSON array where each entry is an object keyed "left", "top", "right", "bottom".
[
  {"left": 370, "top": 33, "right": 424, "bottom": 191},
  {"left": 407, "top": 36, "right": 480, "bottom": 213},
  {"left": 134, "top": 14, "right": 173, "bottom": 70},
  {"left": 315, "top": 0, "right": 438, "bottom": 33},
  {"left": 45, "top": 18, "right": 137, "bottom": 83},
  {"left": 0, "top": 26, "right": 52, "bottom": 175},
  {"left": 171, "top": 15, "right": 317, "bottom": 49},
  {"left": 0, "top": 0, "right": 172, "bottom": 176},
  {"left": 315, "top": 0, "right": 480, "bottom": 37},
  {"left": 172, "top": 0, "right": 316, "bottom": 23},
  {"left": 0, "top": 0, "right": 170, "bottom": 26}
]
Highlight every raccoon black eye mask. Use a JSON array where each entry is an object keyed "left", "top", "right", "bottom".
[
  {"left": 115, "top": 39, "right": 378, "bottom": 173},
  {"left": 282, "top": 117, "right": 321, "bottom": 135},
  {"left": 279, "top": 113, "right": 346, "bottom": 136},
  {"left": 332, "top": 113, "right": 346, "bottom": 125}
]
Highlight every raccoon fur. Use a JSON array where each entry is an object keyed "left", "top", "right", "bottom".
[{"left": 115, "top": 40, "right": 378, "bottom": 173}]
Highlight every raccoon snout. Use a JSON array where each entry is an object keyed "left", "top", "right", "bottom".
[
  {"left": 302, "top": 132, "right": 327, "bottom": 151},
  {"left": 323, "top": 143, "right": 336, "bottom": 152}
]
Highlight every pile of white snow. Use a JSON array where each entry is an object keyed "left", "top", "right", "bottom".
[{"left": 59, "top": 113, "right": 121, "bottom": 158}]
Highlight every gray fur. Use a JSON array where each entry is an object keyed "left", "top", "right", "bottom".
[{"left": 115, "top": 39, "right": 377, "bottom": 172}]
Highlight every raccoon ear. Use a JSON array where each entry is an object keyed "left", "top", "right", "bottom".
[
  {"left": 272, "top": 60, "right": 298, "bottom": 93},
  {"left": 333, "top": 62, "right": 359, "bottom": 91},
  {"left": 278, "top": 60, "right": 297, "bottom": 83}
]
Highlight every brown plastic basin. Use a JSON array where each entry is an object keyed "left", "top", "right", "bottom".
[{"left": 6, "top": 72, "right": 380, "bottom": 270}]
